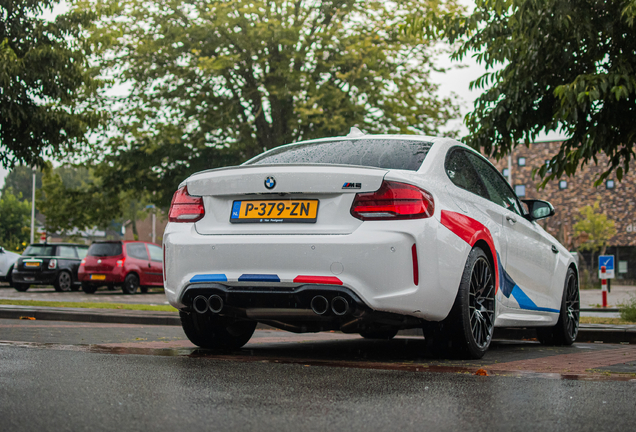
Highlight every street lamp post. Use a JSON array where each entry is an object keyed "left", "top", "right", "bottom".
[{"left": 30, "top": 168, "right": 36, "bottom": 244}]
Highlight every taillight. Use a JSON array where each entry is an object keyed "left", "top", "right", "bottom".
[
  {"left": 168, "top": 186, "right": 205, "bottom": 223},
  {"left": 116, "top": 258, "right": 125, "bottom": 267},
  {"left": 48, "top": 259, "right": 57, "bottom": 269},
  {"left": 80, "top": 259, "right": 86, "bottom": 266},
  {"left": 350, "top": 181, "right": 434, "bottom": 220}
]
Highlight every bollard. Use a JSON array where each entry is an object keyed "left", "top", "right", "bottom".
[{"left": 600, "top": 265, "right": 608, "bottom": 308}]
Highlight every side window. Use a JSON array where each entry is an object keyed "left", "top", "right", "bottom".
[
  {"left": 126, "top": 243, "right": 149, "bottom": 260},
  {"left": 56, "top": 246, "right": 78, "bottom": 259},
  {"left": 147, "top": 244, "right": 162, "bottom": 262},
  {"left": 466, "top": 152, "right": 523, "bottom": 215},
  {"left": 445, "top": 148, "right": 489, "bottom": 199},
  {"left": 76, "top": 247, "right": 88, "bottom": 259}
]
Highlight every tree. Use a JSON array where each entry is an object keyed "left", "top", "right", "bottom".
[
  {"left": 1, "top": 166, "right": 42, "bottom": 202},
  {"left": 0, "top": 188, "right": 31, "bottom": 251},
  {"left": 0, "top": 0, "right": 104, "bottom": 169},
  {"left": 36, "top": 164, "right": 121, "bottom": 235},
  {"left": 408, "top": 0, "right": 636, "bottom": 186},
  {"left": 573, "top": 202, "right": 617, "bottom": 270},
  {"left": 84, "top": 0, "right": 460, "bottom": 207}
]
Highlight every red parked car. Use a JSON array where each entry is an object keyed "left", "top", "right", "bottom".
[{"left": 78, "top": 241, "right": 163, "bottom": 294}]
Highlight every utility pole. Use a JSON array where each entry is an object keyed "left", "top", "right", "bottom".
[{"left": 30, "top": 167, "right": 36, "bottom": 244}]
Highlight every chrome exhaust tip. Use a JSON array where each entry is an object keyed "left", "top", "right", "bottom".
[
  {"left": 192, "top": 295, "right": 209, "bottom": 314},
  {"left": 310, "top": 295, "right": 329, "bottom": 315},
  {"left": 208, "top": 294, "right": 224, "bottom": 313},
  {"left": 331, "top": 296, "right": 349, "bottom": 316}
]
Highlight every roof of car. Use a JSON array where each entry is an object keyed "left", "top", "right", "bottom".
[{"left": 28, "top": 243, "right": 88, "bottom": 247}]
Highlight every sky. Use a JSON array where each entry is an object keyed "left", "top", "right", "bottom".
[{"left": 0, "top": 1, "right": 567, "bottom": 190}]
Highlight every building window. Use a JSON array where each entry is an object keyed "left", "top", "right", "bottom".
[
  {"left": 559, "top": 180, "right": 567, "bottom": 190},
  {"left": 514, "top": 184, "right": 526, "bottom": 197},
  {"left": 502, "top": 168, "right": 509, "bottom": 178},
  {"left": 517, "top": 157, "right": 526, "bottom": 167},
  {"left": 606, "top": 179, "right": 615, "bottom": 189}
]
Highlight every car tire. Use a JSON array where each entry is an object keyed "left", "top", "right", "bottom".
[
  {"left": 82, "top": 282, "right": 98, "bottom": 294},
  {"left": 537, "top": 268, "right": 579, "bottom": 346},
  {"left": 180, "top": 311, "right": 257, "bottom": 350},
  {"left": 13, "top": 283, "right": 30, "bottom": 292},
  {"left": 54, "top": 271, "right": 73, "bottom": 292},
  {"left": 122, "top": 273, "right": 139, "bottom": 294},
  {"left": 427, "top": 247, "right": 495, "bottom": 359},
  {"left": 359, "top": 329, "right": 398, "bottom": 340}
]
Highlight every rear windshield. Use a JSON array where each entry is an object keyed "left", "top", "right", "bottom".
[
  {"left": 23, "top": 245, "right": 55, "bottom": 257},
  {"left": 88, "top": 242, "right": 123, "bottom": 257},
  {"left": 246, "top": 139, "right": 433, "bottom": 171}
]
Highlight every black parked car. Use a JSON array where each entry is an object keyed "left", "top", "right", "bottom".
[{"left": 11, "top": 243, "right": 89, "bottom": 292}]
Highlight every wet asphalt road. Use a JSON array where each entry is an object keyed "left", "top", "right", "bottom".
[
  {"left": 2, "top": 343, "right": 636, "bottom": 432},
  {"left": 2, "top": 319, "right": 636, "bottom": 431}
]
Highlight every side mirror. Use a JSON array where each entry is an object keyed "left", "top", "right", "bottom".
[{"left": 522, "top": 200, "right": 555, "bottom": 221}]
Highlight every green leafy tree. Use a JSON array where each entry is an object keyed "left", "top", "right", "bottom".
[
  {"left": 408, "top": 0, "right": 636, "bottom": 186},
  {"left": 85, "top": 0, "right": 461, "bottom": 207},
  {"left": 0, "top": 188, "right": 31, "bottom": 251},
  {"left": 36, "top": 165, "right": 121, "bottom": 236},
  {"left": 573, "top": 202, "right": 617, "bottom": 270},
  {"left": 0, "top": 0, "right": 104, "bottom": 169},
  {"left": 1, "top": 166, "right": 42, "bottom": 203}
]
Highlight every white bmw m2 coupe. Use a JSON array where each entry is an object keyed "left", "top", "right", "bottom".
[{"left": 163, "top": 130, "right": 580, "bottom": 359}]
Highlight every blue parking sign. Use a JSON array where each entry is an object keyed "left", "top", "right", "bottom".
[{"left": 599, "top": 255, "right": 615, "bottom": 279}]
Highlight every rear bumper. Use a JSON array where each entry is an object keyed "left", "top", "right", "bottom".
[
  {"left": 11, "top": 270, "right": 57, "bottom": 285},
  {"left": 78, "top": 267, "right": 124, "bottom": 284},
  {"left": 163, "top": 218, "right": 469, "bottom": 321}
]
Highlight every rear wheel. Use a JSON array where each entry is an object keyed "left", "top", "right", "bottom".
[
  {"left": 82, "top": 282, "right": 98, "bottom": 294},
  {"left": 425, "top": 247, "right": 495, "bottom": 359},
  {"left": 122, "top": 273, "right": 139, "bottom": 294},
  {"left": 13, "top": 283, "right": 30, "bottom": 292},
  {"left": 537, "top": 268, "right": 579, "bottom": 345},
  {"left": 359, "top": 329, "right": 398, "bottom": 340},
  {"left": 54, "top": 271, "right": 73, "bottom": 292},
  {"left": 180, "top": 311, "right": 256, "bottom": 349}
]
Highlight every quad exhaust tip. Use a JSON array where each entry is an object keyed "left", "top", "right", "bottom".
[
  {"left": 208, "top": 294, "right": 224, "bottom": 313},
  {"left": 331, "top": 296, "right": 349, "bottom": 316},
  {"left": 310, "top": 295, "right": 329, "bottom": 315},
  {"left": 192, "top": 295, "right": 209, "bottom": 314}
]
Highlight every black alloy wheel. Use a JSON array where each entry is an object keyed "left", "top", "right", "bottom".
[
  {"left": 122, "top": 273, "right": 139, "bottom": 294},
  {"left": 54, "top": 271, "right": 73, "bottom": 292},
  {"left": 426, "top": 247, "right": 495, "bottom": 359},
  {"left": 537, "top": 268, "right": 579, "bottom": 345},
  {"left": 82, "top": 282, "right": 98, "bottom": 294},
  {"left": 180, "top": 311, "right": 257, "bottom": 350}
]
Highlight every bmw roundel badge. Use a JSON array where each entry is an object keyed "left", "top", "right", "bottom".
[{"left": 264, "top": 176, "right": 276, "bottom": 189}]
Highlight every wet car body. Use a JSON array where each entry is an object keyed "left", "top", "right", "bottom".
[
  {"left": 11, "top": 243, "right": 89, "bottom": 292},
  {"left": 78, "top": 241, "right": 164, "bottom": 294},
  {"left": 0, "top": 246, "right": 20, "bottom": 285},
  {"left": 163, "top": 132, "right": 580, "bottom": 358}
]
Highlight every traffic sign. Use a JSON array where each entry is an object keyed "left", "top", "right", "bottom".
[{"left": 599, "top": 255, "right": 615, "bottom": 279}]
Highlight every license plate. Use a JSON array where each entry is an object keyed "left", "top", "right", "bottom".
[
  {"left": 25, "top": 262, "right": 40, "bottom": 267},
  {"left": 230, "top": 199, "right": 319, "bottom": 223},
  {"left": 91, "top": 274, "right": 106, "bottom": 280}
]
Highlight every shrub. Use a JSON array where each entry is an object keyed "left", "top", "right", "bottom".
[{"left": 618, "top": 295, "right": 636, "bottom": 322}]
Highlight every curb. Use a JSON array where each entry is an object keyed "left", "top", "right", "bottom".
[{"left": 1, "top": 305, "right": 635, "bottom": 344}]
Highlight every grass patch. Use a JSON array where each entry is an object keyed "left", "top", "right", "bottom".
[
  {"left": 579, "top": 316, "right": 636, "bottom": 325},
  {"left": 618, "top": 295, "right": 636, "bottom": 322},
  {"left": 0, "top": 299, "right": 178, "bottom": 312}
]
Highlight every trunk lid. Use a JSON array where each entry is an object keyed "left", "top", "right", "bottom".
[{"left": 187, "top": 165, "right": 387, "bottom": 235}]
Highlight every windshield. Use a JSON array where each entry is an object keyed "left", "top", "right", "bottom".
[
  {"left": 88, "top": 242, "right": 123, "bottom": 257},
  {"left": 23, "top": 245, "right": 55, "bottom": 257},
  {"left": 246, "top": 139, "right": 433, "bottom": 171}
]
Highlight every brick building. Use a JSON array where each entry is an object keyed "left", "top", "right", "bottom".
[
  {"left": 123, "top": 211, "right": 168, "bottom": 245},
  {"left": 490, "top": 140, "right": 636, "bottom": 280}
]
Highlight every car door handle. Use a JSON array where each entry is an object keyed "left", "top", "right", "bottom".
[
  {"left": 506, "top": 215, "right": 517, "bottom": 224},
  {"left": 551, "top": 245, "right": 559, "bottom": 254}
]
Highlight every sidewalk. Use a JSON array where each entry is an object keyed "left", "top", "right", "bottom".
[{"left": 1, "top": 304, "right": 634, "bottom": 344}]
